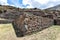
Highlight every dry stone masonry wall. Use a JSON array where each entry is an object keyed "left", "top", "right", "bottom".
[{"left": 12, "top": 13, "right": 53, "bottom": 37}]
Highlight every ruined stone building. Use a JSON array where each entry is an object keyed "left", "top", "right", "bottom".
[
  {"left": 0, "top": 6, "right": 60, "bottom": 37},
  {"left": 11, "top": 9, "right": 54, "bottom": 37},
  {"left": 43, "top": 10, "right": 60, "bottom": 25}
]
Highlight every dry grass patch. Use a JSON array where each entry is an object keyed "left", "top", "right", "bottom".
[{"left": 0, "top": 24, "right": 60, "bottom": 40}]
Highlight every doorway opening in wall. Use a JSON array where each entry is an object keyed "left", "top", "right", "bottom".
[{"left": 54, "top": 20, "right": 57, "bottom": 25}]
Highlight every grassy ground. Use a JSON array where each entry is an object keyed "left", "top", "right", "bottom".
[{"left": 0, "top": 24, "right": 60, "bottom": 40}]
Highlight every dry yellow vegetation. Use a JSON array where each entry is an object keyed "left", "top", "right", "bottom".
[{"left": 0, "top": 24, "right": 60, "bottom": 40}]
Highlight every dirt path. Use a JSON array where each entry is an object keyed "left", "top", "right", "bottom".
[{"left": 56, "top": 33, "right": 60, "bottom": 40}]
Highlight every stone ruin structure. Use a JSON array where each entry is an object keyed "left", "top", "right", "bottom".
[
  {"left": 43, "top": 10, "right": 60, "bottom": 25},
  {"left": 0, "top": 7, "right": 60, "bottom": 37},
  {"left": 12, "top": 13, "right": 53, "bottom": 37}
]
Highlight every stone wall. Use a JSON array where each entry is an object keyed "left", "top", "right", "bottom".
[{"left": 12, "top": 13, "right": 53, "bottom": 37}]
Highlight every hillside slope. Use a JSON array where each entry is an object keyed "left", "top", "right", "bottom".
[{"left": 45, "top": 5, "right": 60, "bottom": 10}]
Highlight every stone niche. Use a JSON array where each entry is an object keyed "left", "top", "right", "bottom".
[{"left": 54, "top": 19, "right": 60, "bottom": 25}]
